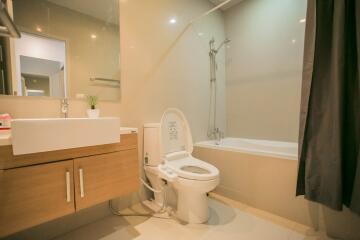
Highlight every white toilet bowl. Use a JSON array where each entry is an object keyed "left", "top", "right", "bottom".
[
  {"left": 174, "top": 176, "right": 219, "bottom": 223},
  {"left": 145, "top": 157, "right": 219, "bottom": 223},
  {"left": 143, "top": 108, "right": 220, "bottom": 223}
]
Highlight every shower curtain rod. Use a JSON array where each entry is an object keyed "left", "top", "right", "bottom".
[
  {"left": 189, "top": 0, "right": 233, "bottom": 24},
  {"left": 145, "top": 0, "right": 233, "bottom": 81}
]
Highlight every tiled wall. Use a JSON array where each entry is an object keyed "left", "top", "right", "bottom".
[{"left": 224, "top": 0, "right": 306, "bottom": 142}]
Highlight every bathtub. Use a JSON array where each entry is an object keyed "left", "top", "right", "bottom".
[
  {"left": 193, "top": 138, "right": 360, "bottom": 239},
  {"left": 195, "top": 137, "right": 298, "bottom": 160},
  {"left": 192, "top": 137, "right": 308, "bottom": 227}
]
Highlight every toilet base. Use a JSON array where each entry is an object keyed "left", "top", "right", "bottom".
[{"left": 176, "top": 190, "right": 209, "bottom": 223}]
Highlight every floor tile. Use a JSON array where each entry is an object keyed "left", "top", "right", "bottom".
[{"left": 53, "top": 196, "right": 323, "bottom": 240}]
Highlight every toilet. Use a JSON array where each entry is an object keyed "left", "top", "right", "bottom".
[{"left": 143, "top": 108, "right": 220, "bottom": 223}]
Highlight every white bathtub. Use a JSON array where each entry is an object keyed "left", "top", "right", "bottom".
[{"left": 195, "top": 137, "right": 298, "bottom": 160}]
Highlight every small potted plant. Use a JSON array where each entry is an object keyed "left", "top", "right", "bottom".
[{"left": 86, "top": 95, "right": 100, "bottom": 118}]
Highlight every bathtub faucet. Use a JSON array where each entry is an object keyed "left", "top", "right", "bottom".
[
  {"left": 214, "top": 128, "right": 224, "bottom": 145},
  {"left": 61, "top": 98, "right": 69, "bottom": 118}
]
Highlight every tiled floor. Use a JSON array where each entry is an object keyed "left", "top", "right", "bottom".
[{"left": 53, "top": 194, "right": 330, "bottom": 240}]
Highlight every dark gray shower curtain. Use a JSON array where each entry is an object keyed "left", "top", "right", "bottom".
[{"left": 296, "top": 0, "right": 360, "bottom": 215}]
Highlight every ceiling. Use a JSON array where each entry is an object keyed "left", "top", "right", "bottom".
[
  {"left": 46, "top": 0, "right": 239, "bottom": 25},
  {"left": 208, "top": 0, "right": 244, "bottom": 11},
  {"left": 47, "top": 0, "right": 119, "bottom": 25}
]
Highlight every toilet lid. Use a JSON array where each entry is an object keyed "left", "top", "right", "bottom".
[
  {"left": 160, "top": 108, "right": 193, "bottom": 157},
  {"left": 159, "top": 109, "right": 219, "bottom": 181}
]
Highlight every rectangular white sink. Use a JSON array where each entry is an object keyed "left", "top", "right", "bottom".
[{"left": 11, "top": 118, "right": 121, "bottom": 155}]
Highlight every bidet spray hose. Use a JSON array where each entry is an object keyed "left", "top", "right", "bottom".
[
  {"left": 109, "top": 176, "right": 170, "bottom": 219},
  {"left": 139, "top": 177, "right": 162, "bottom": 193}
]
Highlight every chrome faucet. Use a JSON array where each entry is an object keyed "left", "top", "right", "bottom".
[
  {"left": 214, "top": 128, "right": 224, "bottom": 145},
  {"left": 61, "top": 98, "right": 69, "bottom": 118}
]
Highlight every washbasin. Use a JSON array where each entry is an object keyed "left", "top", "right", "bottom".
[{"left": 11, "top": 118, "right": 121, "bottom": 155}]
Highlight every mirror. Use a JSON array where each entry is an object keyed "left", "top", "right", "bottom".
[
  {"left": 1, "top": 0, "right": 120, "bottom": 101},
  {"left": 17, "top": 33, "right": 66, "bottom": 98},
  {"left": 20, "top": 56, "right": 65, "bottom": 97}
]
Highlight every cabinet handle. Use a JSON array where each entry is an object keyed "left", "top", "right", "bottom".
[
  {"left": 65, "top": 171, "right": 71, "bottom": 203},
  {"left": 79, "top": 168, "right": 85, "bottom": 198}
]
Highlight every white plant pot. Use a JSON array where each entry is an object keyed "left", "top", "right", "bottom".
[{"left": 87, "top": 109, "right": 100, "bottom": 118}]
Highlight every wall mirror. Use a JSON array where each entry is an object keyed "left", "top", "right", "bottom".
[{"left": 0, "top": 0, "right": 120, "bottom": 101}]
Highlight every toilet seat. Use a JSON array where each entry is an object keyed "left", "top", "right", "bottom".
[{"left": 164, "top": 154, "right": 219, "bottom": 181}]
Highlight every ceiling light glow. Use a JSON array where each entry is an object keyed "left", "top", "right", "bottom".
[{"left": 169, "top": 18, "right": 177, "bottom": 24}]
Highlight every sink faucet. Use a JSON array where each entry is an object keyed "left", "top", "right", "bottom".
[{"left": 61, "top": 98, "right": 69, "bottom": 118}]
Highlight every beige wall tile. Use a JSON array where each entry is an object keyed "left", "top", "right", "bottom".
[{"left": 224, "top": 0, "right": 306, "bottom": 141}]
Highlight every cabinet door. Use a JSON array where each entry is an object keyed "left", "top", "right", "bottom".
[
  {"left": 74, "top": 150, "right": 139, "bottom": 210},
  {"left": 0, "top": 160, "right": 75, "bottom": 237}
]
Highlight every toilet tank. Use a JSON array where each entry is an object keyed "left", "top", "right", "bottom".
[{"left": 143, "top": 123, "right": 162, "bottom": 166}]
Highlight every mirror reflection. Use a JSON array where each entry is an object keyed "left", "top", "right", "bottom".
[
  {"left": 2, "top": 0, "right": 120, "bottom": 101},
  {"left": 17, "top": 33, "right": 66, "bottom": 98},
  {"left": 20, "top": 56, "right": 65, "bottom": 97}
]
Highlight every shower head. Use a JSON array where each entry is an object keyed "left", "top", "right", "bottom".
[{"left": 215, "top": 38, "right": 231, "bottom": 52}]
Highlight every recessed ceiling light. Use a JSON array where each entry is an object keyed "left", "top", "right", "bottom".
[
  {"left": 36, "top": 26, "right": 42, "bottom": 32},
  {"left": 169, "top": 17, "right": 177, "bottom": 24},
  {"left": 91, "top": 34, "right": 97, "bottom": 39},
  {"left": 291, "top": 39, "right": 296, "bottom": 44},
  {"left": 299, "top": 18, "right": 306, "bottom": 23}
]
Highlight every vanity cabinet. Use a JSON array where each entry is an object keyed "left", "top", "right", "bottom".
[
  {"left": 0, "top": 160, "right": 75, "bottom": 237},
  {"left": 0, "top": 133, "right": 139, "bottom": 238},
  {"left": 74, "top": 149, "right": 139, "bottom": 210}
]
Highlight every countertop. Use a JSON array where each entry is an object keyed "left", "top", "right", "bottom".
[{"left": 0, "top": 127, "right": 138, "bottom": 146}]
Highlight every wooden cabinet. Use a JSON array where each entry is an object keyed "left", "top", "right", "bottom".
[
  {"left": 0, "top": 133, "right": 139, "bottom": 238},
  {"left": 0, "top": 160, "right": 75, "bottom": 237},
  {"left": 74, "top": 150, "right": 139, "bottom": 210}
]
